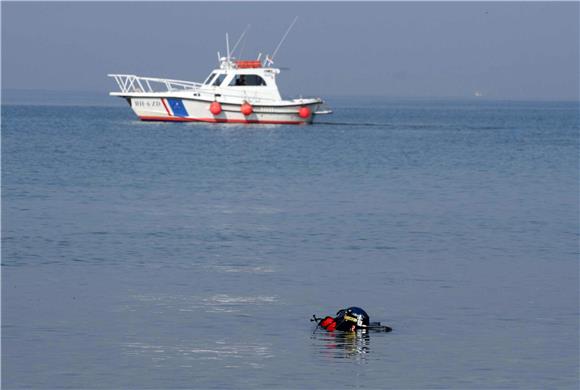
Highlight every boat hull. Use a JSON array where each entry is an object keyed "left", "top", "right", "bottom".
[{"left": 126, "top": 96, "right": 321, "bottom": 124}]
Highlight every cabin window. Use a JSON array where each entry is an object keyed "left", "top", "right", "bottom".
[
  {"left": 212, "top": 74, "right": 226, "bottom": 86},
  {"left": 204, "top": 73, "right": 217, "bottom": 85},
  {"left": 229, "top": 74, "right": 266, "bottom": 86}
]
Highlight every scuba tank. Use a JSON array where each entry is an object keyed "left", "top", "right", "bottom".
[
  {"left": 312, "top": 307, "right": 392, "bottom": 333},
  {"left": 319, "top": 316, "right": 337, "bottom": 332}
]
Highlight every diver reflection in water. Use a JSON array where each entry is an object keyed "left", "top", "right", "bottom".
[{"left": 313, "top": 329, "right": 372, "bottom": 359}]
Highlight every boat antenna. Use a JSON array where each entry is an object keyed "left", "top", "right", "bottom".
[
  {"left": 270, "top": 16, "right": 298, "bottom": 62},
  {"left": 226, "top": 33, "right": 231, "bottom": 63},
  {"left": 231, "top": 24, "right": 251, "bottom": 57}
]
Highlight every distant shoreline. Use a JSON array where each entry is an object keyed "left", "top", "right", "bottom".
[{"left": 2, "top": 89, "right": 118, "bottom": 107}]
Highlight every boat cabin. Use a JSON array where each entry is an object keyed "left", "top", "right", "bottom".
[{"left": 200, "top": 59, "right": 282, "bottom": 101}]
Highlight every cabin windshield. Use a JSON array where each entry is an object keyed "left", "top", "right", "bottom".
[
  {"left": 204, "top": 73, "right": 217, "bottom": 85},
  {"left": 212, "top": 74, "right": 227, "bottom": 86},
  {"left": 229, "top": 74, "right": 266, "bottom": 86}
]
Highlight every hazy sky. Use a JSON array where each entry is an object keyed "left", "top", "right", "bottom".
[{"left": 2, "top": 1, "right": 579, "bottom": 100}]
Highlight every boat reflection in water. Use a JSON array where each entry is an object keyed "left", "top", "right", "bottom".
[{"left": 311, "top": 330, "right": 371, "bottom": 360}]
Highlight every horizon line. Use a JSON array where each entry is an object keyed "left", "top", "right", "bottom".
[{"left": 2, "top": 88, "right": 579, "bottom": 104}]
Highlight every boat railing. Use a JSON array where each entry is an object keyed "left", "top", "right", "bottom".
[{"left": 108, "top": 74, "right": 202, "bottom": 94}]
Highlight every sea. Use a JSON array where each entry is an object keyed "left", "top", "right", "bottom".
[{"left": 2, "top": 95, "right": 579, "bottom": 389}]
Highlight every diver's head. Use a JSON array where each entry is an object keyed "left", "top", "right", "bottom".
[{"left": 336, "top": 307, "right": 370, "bottom": 328}]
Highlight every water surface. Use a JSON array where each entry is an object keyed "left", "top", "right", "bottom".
[{"left": 2, "top": 98, "right": 578, "bottom": 388}]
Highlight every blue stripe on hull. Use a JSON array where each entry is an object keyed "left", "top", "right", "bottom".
[{"left": 166, "top": 98, "right": 188, "bottom": 117}]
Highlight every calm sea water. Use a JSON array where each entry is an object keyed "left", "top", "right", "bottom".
[{"left": 2, "top": 98, "right": 579, "bottom": 389}]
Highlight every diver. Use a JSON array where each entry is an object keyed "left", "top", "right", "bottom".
[{"left": 311, "top": 307, "right": 392, "bottom": 333}]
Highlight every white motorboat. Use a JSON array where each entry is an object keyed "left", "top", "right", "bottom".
[{"left": 109, "top": 28, "right": 332, "bottom": 125}]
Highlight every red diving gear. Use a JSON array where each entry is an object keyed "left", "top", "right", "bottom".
[{"left": 320, "top": 316, "right": 337, "bottom": 332}]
